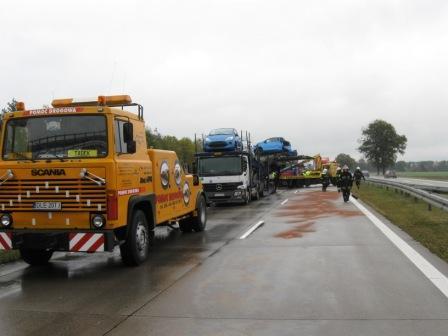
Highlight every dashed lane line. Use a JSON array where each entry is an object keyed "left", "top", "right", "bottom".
[{"left": 239, "top": 221, "right": 265, "bottom": 239}]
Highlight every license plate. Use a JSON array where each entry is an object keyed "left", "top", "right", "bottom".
[
  {"left": 33, "top": 202, "right": 62, "bottom": 210},
  {"left": 214, "top": 193, "right": 225, "bottom": 197}
]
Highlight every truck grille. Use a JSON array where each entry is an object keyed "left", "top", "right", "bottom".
[
  {"left": 0, "top": 179, "right": 106, "bottom": 211},
  {"left": 203, "top": 182, "right": 243, "bottom": 192}
]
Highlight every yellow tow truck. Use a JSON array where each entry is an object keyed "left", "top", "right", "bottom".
[
  {"left": 0, "top": 95, "right": 206, "bottom": 266},
  {"left": 279, "top": 154, "right": 323, "bottom": 188}
]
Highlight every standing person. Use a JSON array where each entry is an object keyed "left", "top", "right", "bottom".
[
  {"left": 339, "top": 165, "right": 353, "bottom": 202},
  {"left": 353, "top": 167, "right": 366, "bottom": 189},
  {"left": 321, "top": 168, "right": 330, "bottom": 192},
  {"left": 335, "top": 166, "right": 342, "bottom": 192}
]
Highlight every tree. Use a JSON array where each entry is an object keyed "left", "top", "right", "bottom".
[
  {"left": 145, "top": 128, "right": 196, "bottom": 166},
  {"left": 358, "top": 119, "right": 407, "bottom": 175},
  {"left": 335, "top": 153, "right": 357, "bottom": 170},
  {"left": 1, "top": 98, "right": 18, "bottom": 114},
  {"left": 394, "top": 160, "right": 407, "bottom": 172}
]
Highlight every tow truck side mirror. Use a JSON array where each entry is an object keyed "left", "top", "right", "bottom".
[
  {"left": 193, "top": 174, "right": 200, "bottom": 186},
  {"left": 123, "top": 122, "right": 136, "bottom": 154},
  {"left": 123, "top": 122, "right": 133, "bottom": 142}
]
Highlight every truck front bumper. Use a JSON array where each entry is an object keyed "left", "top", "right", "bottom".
[
  {"left": 0, "top": 230, "right": 115, "bottom": 252},
  {"left": 205, "top": 190, "right": 247, "bottom": 204}
]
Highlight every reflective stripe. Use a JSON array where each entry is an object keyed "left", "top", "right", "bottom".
[
  {"left": 0, "top": 232, "right": 12, "bottom": 250},
  {"left": 69, "top": 233, "right": 105, "bottom": 252}
]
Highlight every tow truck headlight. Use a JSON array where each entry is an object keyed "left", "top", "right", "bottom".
[
  {"left": 91, "top": 214, "right": 105, "bottom": 229},
  {"left": 0, "top": 214, "right": 12, "bottom": 227},
  {"left": 234, "top": 191, "right": 242, "bottom": 197},
  {"left": 237, "top": 185, "right": 246, "bottom": 190}
]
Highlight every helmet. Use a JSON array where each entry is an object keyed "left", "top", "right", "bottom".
[
  {"left": 342, "top": 165, "right": 349, "bottom": 171},
  {"left": 356, "top": 166, "right": 361, "bottom": 170}
]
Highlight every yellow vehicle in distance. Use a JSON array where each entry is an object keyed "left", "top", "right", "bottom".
[
  {"left": 322, "top": 159, "right": 339, "bottom": 185},
  {"left": 279, "top": 154, "right": 323, "bottom": 188},
  {"left": 0, "top": 95, "right": 206, "bottom": 266}
]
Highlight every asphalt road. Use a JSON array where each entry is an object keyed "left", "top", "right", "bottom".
[{"left": 0, "top": 188, "right": 447, "bottom": 336}]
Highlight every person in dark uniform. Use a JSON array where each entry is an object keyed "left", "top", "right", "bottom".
[{"left": 353, "top": 167, "right": 366, "bottom": 189}]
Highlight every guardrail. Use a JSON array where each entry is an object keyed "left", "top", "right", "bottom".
[
  {"left": 366, "top": 177, "right": 448, "bottom": 212},
  {"left": 368, "top": 176, "right": 448, "bottom": 193}
]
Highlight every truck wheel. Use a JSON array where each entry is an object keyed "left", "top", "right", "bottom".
[
  {"left": 120, "top": 210, "right": 150, "bottom": 266},
  {"left": 244, "top": 189, "right": 250, "bottom": 205},
  {"left": 258, "top": 181, "right": 265, "bottom": 198},
  {"left": 252, "top": 185, "right": 260, "bottom": 201},
  {"left": 20, "top": 249, "right": 53, "bottom": 266},
  {"left": 180, "top": 195, "right": 207, "bottom": 232}
]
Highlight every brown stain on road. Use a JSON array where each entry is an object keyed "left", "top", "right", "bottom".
[{"left": 274, "top": 191, "right": 362, "bottom": 239}]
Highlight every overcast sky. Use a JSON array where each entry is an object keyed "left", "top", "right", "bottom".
[{"left": 1, "top": 0, "right": 447, "bottom": 161}]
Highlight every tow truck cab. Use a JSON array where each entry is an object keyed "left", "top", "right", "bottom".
[{"left": 0, "top": 95, "right": 206, "bottom": 266}]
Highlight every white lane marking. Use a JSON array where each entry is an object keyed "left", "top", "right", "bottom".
[
  {"left": 239, "top": 220, "right": 265, "bottom": 239},
  {"left": 351, "top": 198, "right": 448, "bottom": 298},
  {"left": 281, "top": 199, "right": 289, "bottom": 205}
]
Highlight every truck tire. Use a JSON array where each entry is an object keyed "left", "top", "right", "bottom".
[
  {"left": 20, "top": 249, "right": 53, "bottom": 266},
  {"left": 179, "top": 195, "right": 207, "bottom": 232},
  {"left": 244, "top": 189, "right": 250, "bottom": 205},
  {"left": 120, "top": 210, "right": 150, "bottom": 266},
  {"left": 252, "top": 185, "right": 260, "bottom": 201},
  {"left": 258, "top": 181, "right": 265, "bottom": 198}
]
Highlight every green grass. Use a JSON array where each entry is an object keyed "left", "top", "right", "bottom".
[
  {"left": 398, "top": 171, "right": 448, "bottom": 181},
  {"left": 0, "top": 250, "right": 21, "bottom": 264},
  {"left": 355, "top": 183, "right": 448, "bottom": 263}
]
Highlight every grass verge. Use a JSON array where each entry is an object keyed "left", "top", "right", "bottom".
[
  {"left": 398, "top": 171, "right": 448, "bottom": 181},
  {"left": 0, "top": 250, "right": 21, "bottom": 264},
  {"left": 354, "top": 183, "right": 448, "bottom": 263}
]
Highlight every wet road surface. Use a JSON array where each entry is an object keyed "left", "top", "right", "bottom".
[{"left": 0, "top": 188, "right": 447, "bottom": 336}]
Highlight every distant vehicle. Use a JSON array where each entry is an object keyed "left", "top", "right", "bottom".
[
  {"left": 384, "top": 170, "right": 397, "bottom": 178},
  {"left": 362, "top": 170, "right": 370, "bottom": 178},
  {"left": 204, "top": 128, "right": 242, "bottom": 152},
  {"left": 255, "top": 137, "right": 297, "bottom": 156}
]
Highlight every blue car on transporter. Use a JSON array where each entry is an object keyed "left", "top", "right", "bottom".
[
  {"left": 254, "top": 137, "right": 297, "bottom": 156},
  {"left": 203, "top": 128, "right": 243, "bottom": 152}
]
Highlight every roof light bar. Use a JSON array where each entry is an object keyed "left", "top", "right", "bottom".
[
  {"left": 15, "top": 102, "right": 26, "bottom": 111},
  {"left": 51, "top": 95, "right": 132, "bottom": 108}
]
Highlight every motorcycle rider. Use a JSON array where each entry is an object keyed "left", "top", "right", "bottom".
[{"left": 353, "top": 167, "right": 366, "bottom": 189}]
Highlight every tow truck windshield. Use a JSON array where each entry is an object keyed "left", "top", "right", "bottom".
[
  {"left": 199, "top": 156, "right": 242, "bottom": 176},
  {"left": 2, "top": 115, "right": 107, "bottom": 160}
]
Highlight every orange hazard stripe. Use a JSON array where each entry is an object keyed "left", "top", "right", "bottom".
[
  {"left": 0, "top": 234, "right": 11, "bottom": 250},
  {"left": 71, "top": 233, "right": 94, "bottom": 251},
  {"left": 88, "top": 235, "right": 105, "bottom": 252}
]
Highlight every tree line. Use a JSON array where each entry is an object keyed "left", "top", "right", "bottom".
[{"left": 146, "top": 128, "right": 197, "bottom": 165}]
